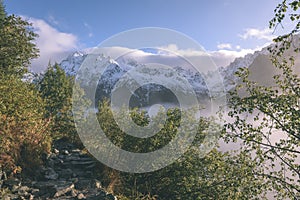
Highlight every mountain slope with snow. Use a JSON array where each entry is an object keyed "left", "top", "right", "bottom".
[{"left": 59, "top": 42, "right": 300, "bottom": 107}]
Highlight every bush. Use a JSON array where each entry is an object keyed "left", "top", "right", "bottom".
[
  {"left": 0, "top": 75, "right": 51, "bottom": 175},
  {"left": 93, "top": 100, "right": 265, "bottom": 199}
]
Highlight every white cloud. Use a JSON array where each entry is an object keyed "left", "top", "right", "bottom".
[
  {"left": 89, "top": 44, "right": 265, "bottom": 72},
  {"left": 217, "top": 43, "right": 232, "bottom": 50},
  {"left": 239, "top": 28, "right": 276, "bottom": 41},
  {"left": 156, "top": 44, "right": 261, "bottom": 68},
  {"left": 26, "top": 17, "right": 78, "bottom": 72},
  {"left": 22, "top": 18, "right": 273, "bottom": 73}
]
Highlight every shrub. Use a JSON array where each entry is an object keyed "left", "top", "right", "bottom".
[
  {"left": 93, "top": 100, "right": 265, "bottom": 199},
  {"left": 0, "top": 75, "right": 51, "bottom": 175}
]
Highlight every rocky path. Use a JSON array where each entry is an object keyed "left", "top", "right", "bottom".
[{"left": 0, "top": 139, "right": 117, "bottom": 200}]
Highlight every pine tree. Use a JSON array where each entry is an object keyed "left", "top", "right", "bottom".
[{"left": 39, "top": 63, "right": 90, "bottom": 142}]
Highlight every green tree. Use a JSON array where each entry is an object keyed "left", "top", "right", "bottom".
[
  {"left": 39, "top": 63, "right": 89, "bottom": 142},
  {"left": 225, "top": 1, "right": 300, "bottom": 199},
  {"left": 269, "top": 0, "right": 300, "bottom": 56},
  {"left": 0, "top": 1, "right": 49, "bottom": 176},
  {"left": 94, "top": 100, "right": 265, "bottom": 200},
  {"left": 0, "top": 74, "right": 51, "bottom": 174},
  {"left": 0, "top": 11, "right": 38, "bottom": 76},
  {"left": 0, "top": 0, "right": 6, "bottom": 22},
  {"left": 39, "top": 64, "right": 73, "bottom": 137}
]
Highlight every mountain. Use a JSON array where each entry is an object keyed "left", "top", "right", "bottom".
[
  {"left": 60, "top": 51, "right": 210, "bottom": 107},
  {"left": 59, "top": 41, "right": 300, "bottom": 107}
]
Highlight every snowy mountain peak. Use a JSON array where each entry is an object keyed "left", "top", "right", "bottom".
[{"left": 59, "top": 45, "right": 273, "bottom": 100}]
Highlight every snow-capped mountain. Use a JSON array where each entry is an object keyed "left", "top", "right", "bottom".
[
  {"left": 60, "top": 51, "right": 213, "bottom": 106},
  {"left": 58, "top": 45, "right": 285, "bottom": 107},
  {"left": 218, "top": 46, "right": 269, "bottom": 91}
]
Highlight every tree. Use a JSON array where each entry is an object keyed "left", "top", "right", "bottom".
[
  {"left": 0, "top": 10, "right": 38, "bottom": 77},
  {"left": 269, "top": 0, "right": 300, "bottom": 56},
  {"left": 39, "top": 64, "right": 73, "bottom": 137},
  {"left": 0, "top": 0, "right": 6, "bottom": 22},
  {"left": 39, "top": 63, "right": 89, "bottom": 142},
  {"left": 0, "top": 74, "right": 51, "bottom": 175},
  {"left": 225, "top": 1, "right": 300, "bottom": 199},
  {"left": 94, "top": 100, "right": 265, "bottom": 199},
  {"left": 0, "top": 1, "right": 49, "bottom": 175}
]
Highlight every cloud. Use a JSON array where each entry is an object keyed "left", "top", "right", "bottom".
[
  {"left": 88, "top": 44, "right": 264, "bottom": 72},
  {"left": 156, "top": 44, "right": 261, "bottom": 68},
  {"left": 26, "top": 17, "right": 78, "bottom": 72},
  {"left": 239, "top": 28, "right": 276, "bottom": 41},
  {"left": 217, "top": 43, "right": 232, "bottom": 50}
]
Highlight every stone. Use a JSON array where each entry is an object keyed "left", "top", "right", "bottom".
[
  {"left": 53, "top": 183, "right": 74, "bottom": 198},
  {"left": 77, "top": 193, "right": 86, "bottom": 199},
  {"left": 72, "top": 149, "right": 81, "bottom": 153},
  {"left": 53, "top": 148, "right": 60, "bottom": 154},
  {"left": 17, "top": 186, "right": 31, "bottom": 196},
  {"left": 2, "top": 193, "right": 19, "bottom": 200},
  {"left": 62, "top": 150, "right": 70, "bottom": 155},
  {"left": 58, "top": 168, "right": 73, "bottom": 179},
  {"left": 33, "top": 181, "right": 58, "bottom": 197},
  {"left": 70, "top": 188, "right": 78, "bottom": 197},
  {"left": 106, "top": 193, "right": 117, "bottom": 200},
  {"left": 75, "top": 179, "right": 91, "bottom": 190},
  {"left": 45, "top": 167, "right": 59, "bottom": 180},
  {"left": 92, "top": 179, "right": 102, "bottom": 189},
  {"left": 0, "top": 139, "right": 118, "bottom": 200},
  {"left": 89, "top": 190, "right": 107, "bottom": 199},
  {"left": 3, "top": 178, "right": 21, "bottom": 190},
  {"left": 70, "top": 160, "right": 95, "bottom": 166}
]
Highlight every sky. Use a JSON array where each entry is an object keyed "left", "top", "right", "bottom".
[{"left": 4, "top": 0, "right": 290, "bottom": 71}]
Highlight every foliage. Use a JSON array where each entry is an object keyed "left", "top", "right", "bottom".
[
  {"left": 0, "top": 0, "right": 6, "bottom": 22},
  {"left": 0, "top": 2, "right": 50, "bottom": 176},
  {"left": 224, "top": 1, "right": 300, "bottom": 199},
  {"left": 39, "top": 63, "right": 89, "bottom": 142},
  {"left": 0, "top": 13, "right": 38, "bottom": 77},
  {"left": 95, "top": 100, "right": 265, "bottom": 199},
  {"left": 269, "top": 0, "right": 300, "bottom": 56},
  {"left": 0, "top": 74, "right": 51, "bottom": 175}
]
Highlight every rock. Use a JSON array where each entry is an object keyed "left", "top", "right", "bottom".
[
  {"left": 106, "top": 193, "right": 117, "bottom": 200},
  {"left": 16, "top": 186, "right": 31, "bottom": 196},
  {"left": 34, "top": 181, "right": 57, "bottom": 197},
  {"left": 53, "top": 183, "right": 74, "bottom": 198},
  {"left": 70, "top": 188, "right": 78, "bottom": 197},
  {"left": 93, "top": 179, "right": 102, "bottom": 189},
  {"left": 45, "top": 167, "right": 59, "bottom": 180},
  {"left": 2, "top": 193, "right": 19, "bottom": 200},
  {"left": 70, "top": 160, "right": 95, "bottom": 166},
  {"left": 0, "top": 139, "right": 118, "bottom": 200},
  {"left": 72, "top": 149, "right": 81, "bottom": 153},
  {"left": 53, "top": 148, "right": 60, "bottom": 154},
  {"left": 88, "top": 190, "right": 107, "bottom": 200},
  {"left": 3, "top": 178, "right": 21, "bottom": 190},
  {"left": 77, "top": 193, "right": 86, "bottom": 199},
  {"left": 62, "top": 150, "right": 70, "bottom": 155},
  {"left": 75, "top": 179, "right": 91, "bottom": 190},
  {"left": 58, "top": 168, "right": 73, "bottom": 179}
]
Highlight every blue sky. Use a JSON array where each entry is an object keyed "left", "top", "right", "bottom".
[{"left": 4, "top": 0, "right": 287, "bottom": 71}]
